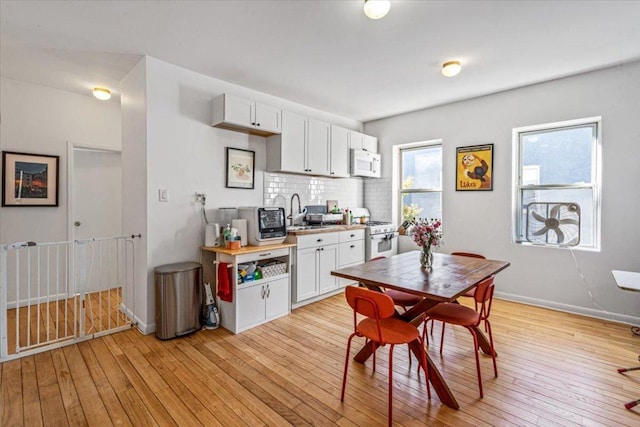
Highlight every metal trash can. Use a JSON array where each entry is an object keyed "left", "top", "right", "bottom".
[{"left": 154, "top": 261, "right": 202, "bottom": 340}]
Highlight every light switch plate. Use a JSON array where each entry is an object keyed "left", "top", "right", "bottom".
[{"left": 159, "top": 189, "right": 169, "bottom": 202}]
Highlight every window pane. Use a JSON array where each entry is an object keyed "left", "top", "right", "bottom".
[
  {"left": 402, "top": 192, "right": 442, "bottom": 222},
  {"left": 521, "top": 126, "right": 593, "bottom": 185},
  {"left": 519, "top": 188, "right": 593, "bottom": 247},
  {"left": 402, "top": 146, "right": 442, "bottom": 190}
]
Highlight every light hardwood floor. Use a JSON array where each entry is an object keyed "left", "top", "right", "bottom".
[{"left": 2, "top": 294, "right": 640, "bottom": 426}]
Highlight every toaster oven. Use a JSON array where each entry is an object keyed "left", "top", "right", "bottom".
[{"left": 238, "top": 207, "right": 287, "bottom": 246}]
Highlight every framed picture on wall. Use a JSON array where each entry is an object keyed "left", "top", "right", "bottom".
[
  {"left": 2, "top": 151, "right": 59, "bottom": 207},
  {"left": 226, "top": 147, "right": 255, "bottom": 189},
  {"left": 456, "top": 144, "right": 493, "bottom": 191}
]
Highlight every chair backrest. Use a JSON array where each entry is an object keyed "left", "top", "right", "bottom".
[
  {"left": 451, "top": 251, "right": 486, "bottom": 259},
  {"left": 345, "top": 285, "right": 395, "bottom": 319},
  {"left": 474, "top": 276, "right": 495, "bottom": 321}
]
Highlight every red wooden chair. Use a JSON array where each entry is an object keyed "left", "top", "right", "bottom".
[
  {"left": 425, "top": 276, "right": 497, "bottom": 398},
  {"left": 341, "top": 285, "right": 430, "bottom": 426},
  {"left": 425, "top": 251, "right": 487, "bottom": 341}
]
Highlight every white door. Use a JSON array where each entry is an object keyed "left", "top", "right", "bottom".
[{"left": 72, "top": 148, "right": 122, "bottom": 293}]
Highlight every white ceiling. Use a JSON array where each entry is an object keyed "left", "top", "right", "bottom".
[{"left": 2, "top": 1, "right": 640, "bottom": 122}]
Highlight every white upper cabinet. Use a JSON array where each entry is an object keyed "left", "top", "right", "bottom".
[
  {"left": 267, "top": 113, "right": 331, "bottom": 176},
  {"left": 212, "top": 93, "right": 282, "bottom": 136},
  {"left": 330, "top": 125, "right": 350, "bottom": 178},
  {"left": 349, "top": 130, "right": 378, "bottom": 153},
  {"left": 307, "top": 118, "right": 330, "bottom": 176},
  {"left": 267, "top": 111, "right": 307, "bottom": 174}
]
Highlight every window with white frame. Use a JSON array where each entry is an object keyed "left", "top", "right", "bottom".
[
  {"left": 399, "top": 143, "right": 442, "bottom": 223},
  {"left": 513, "top": 118, "right": 601, "bottom": 249}
]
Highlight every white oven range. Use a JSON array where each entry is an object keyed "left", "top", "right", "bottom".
[{"left": 349, "top": 208, "right": 398, "bottom": 261}]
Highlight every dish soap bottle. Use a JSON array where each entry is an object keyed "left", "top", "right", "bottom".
[{"left": 223, "top": 224, "right": 231, "bottom": 242}]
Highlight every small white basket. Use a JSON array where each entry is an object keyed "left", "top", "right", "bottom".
[{"left": 259, "top": 262, "right": 287, "bottom": 278}]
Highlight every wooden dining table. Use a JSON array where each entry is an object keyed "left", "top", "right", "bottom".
[{"left": 331, "top": 251, "right": 510, "bottom": 410}]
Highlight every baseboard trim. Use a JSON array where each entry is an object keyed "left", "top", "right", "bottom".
[{"left": 494, "top": 291, "right": 640, "bottom": 326}]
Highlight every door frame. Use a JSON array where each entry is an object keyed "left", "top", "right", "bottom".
[{"left": 66, "top": 141, "right": 122, "bottom": 243}]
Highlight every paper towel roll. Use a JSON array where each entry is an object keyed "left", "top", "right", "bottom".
[
  {"left": 205, "top": 223, "right": 220, "bottom": 247},
  {"left": 232, "top": 219, "right": 248, "bottom": 247}
]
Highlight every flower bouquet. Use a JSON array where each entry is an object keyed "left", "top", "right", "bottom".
[{"left": 411, "top": 218, "right": 442, "bottom": 268}]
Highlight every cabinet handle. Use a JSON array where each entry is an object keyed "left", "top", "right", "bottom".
[
  {"left": 261, "top": 286, "right": 265, "bottom": 299},
  {"left": 320, "top": 247, "right": 324, "bottom": 251},
  {"left": 259, "top": 253, "right": 271, "bottom": 257},
  {"left": 330, "top": 171, "right": 335, "bottom": 175},
  {"left": 317, "top": 238, "right": 323, "bottom": 242},
  {"left": 251, "top": 122, "right": 256, "bottom": 125},
  {"left": 350, "top": 245, "right": 355, "bottom": 248},
  {"left": 266, "top": 284, "right": 270, "bottom": 298},
  {"left": 256, "top": 123, "right": 261, "bottom": 127},
  {"left": 350, "top": 234, "right": 355, "bottom": 237}
]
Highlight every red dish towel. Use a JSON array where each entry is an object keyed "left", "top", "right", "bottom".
[{"left": 217, "top": 262, "right": 233, "bottom": 302}]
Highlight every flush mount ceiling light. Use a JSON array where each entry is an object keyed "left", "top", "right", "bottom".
[
  {"left": 442, "top": 61, "right": 462, "bottom": 77},
  {"left": 363, "top": 0, "right": 391, "bottom": 20},
  {"left": 92, "top": 87, "right": 111, "bottom": 100}
]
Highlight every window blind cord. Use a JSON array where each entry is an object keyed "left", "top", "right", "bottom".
[{"left": 569, "top": 247, "right": 612, "bottom": 318}]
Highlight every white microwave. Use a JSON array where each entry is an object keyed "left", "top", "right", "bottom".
[{"left": 350, "top": 149, "right": 381, "bottom": 178}]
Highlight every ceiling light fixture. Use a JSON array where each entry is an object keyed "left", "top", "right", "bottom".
[
  {"left": 93, "top": 87, "right": 111, "bottom": 100},
  {"left": 363, "top": 0, "right": 391, "bottom": 20},
  {"left": 442, "top": 61, "right": 462, "bottom": 77}
]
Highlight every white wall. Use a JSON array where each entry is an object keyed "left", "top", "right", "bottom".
[
  {"left": 364, "top": 61, "right": 640, "bottom": 325},
  {"left": 0, "top": 78, "right": 121, "bottom": 244},
  {"left": 127, "top": 56, "right": 362, "bottom": 332}
]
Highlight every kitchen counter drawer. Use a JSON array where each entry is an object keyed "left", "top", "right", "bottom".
[
  {"left": 339, "top": 229, "right": 364, "bottom": 243},
  {"left": 294, "top": 232, "right": 340, "bottom": 250},
  {"left": 339, "top": 240, "right": 365, "bottom": 266}
]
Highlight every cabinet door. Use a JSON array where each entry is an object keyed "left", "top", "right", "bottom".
[
  {"left": 255, "top": 103, "right": 282, "bottom": 134},
  {"left": 237, "top": 284, "right": 266, "bottom": 330},
  {"left": 330, "top": 125, "right": 350, "bottom": 178},
  {"left": 280, "top": 111, "right": 307, "bottom": 173},
  {"left": 362, "top": 134, "right": 378, "bottom": 153},
  {"left": 349, "top": 130, "right": 364, "bottom": 151},
  {"left": 318, "top": 245, "right": 338, "bottom": 294},
  {"left": 307, "top": 118, "right": 330, "bottom": 175},
  {"left": 296, "top": 247, "right": 319, "bottom": 302},
  {"left": 265, "top": 277, "right": 289, "bottom": 319},
  {"left": 224, "top": 94, "right": 255, "bottom": 128}
]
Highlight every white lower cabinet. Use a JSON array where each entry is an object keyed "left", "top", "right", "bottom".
[
  {"left": 237, "top": 278, "right": 289, "bottom": 331},
  {"left": 288, "top": 229, "right": 364, "bottom": 308}
]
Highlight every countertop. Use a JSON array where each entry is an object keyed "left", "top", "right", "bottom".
[
  {"left": 201, "top": 242, "right": 296, "bottom": 256},
  {"left": 285, "top": 224, "right": 367, "bottom": 236}
]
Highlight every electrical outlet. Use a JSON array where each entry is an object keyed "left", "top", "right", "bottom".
[{"left": 195, "top": 192, "right": 206, "bottom": 205}]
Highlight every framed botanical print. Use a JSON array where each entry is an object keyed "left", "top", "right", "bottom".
[
  {"left": 456, "top": 144, "right": 493, "bottom": 191},
  {"left": 226, "top": 147, "right": 255, "bottom": 189},
  {"left": 2, "top": 151, "right": 60, "bottom": 206}
]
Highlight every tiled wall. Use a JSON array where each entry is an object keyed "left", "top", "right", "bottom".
[
  {"left": 364, "top": 177, "right": 393, "bottom": 222},
  {"left": 263, "top": 172, "right": 364, "bottom": 215}
]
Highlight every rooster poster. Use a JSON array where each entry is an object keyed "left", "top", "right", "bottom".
[{"left": 456, "top": 144, "right": 493, "bottom": 191}]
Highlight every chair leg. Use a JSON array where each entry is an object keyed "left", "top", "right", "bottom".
[
  {"left": 341, "top": 334, "right": 356, "bottom": 401},
  {"left": 468, "top": 327, "right": 483, "bottom": 398},
  {"left": 486, "top": 320, "right": 498, "bottom": 377},
  {"left": 417, "top": 337, "right": 431, "bottom": 400},
  {"left": 388, "top": 344, "right": 395, "bottom": 427},
  {"left": 372, "top": 340, "right": 377, "bottom": 373},
  {"left": 439, "top": 322, "right": 446, "bottom": 354}
]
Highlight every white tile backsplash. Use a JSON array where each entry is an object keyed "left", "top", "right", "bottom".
[
  {"left": 263, "top": 173, "right": 364, "bottom": 214},
  {"left": 364, "top": 177, "right": 393, "bottom": 222}
]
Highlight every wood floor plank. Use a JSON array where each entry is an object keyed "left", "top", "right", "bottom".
[
  {"left": 1, "top": 359, "right": 24, "bottom": 427},
  {"left": 50, "top": 348, "right": 88, "bottom": 426},
  {"left": 76, "top": 341, "right": 133, "bottom": 427},
  {"left": 34, "top": 351, "right": 69, "bottom": 427},
  {"left": 21, "top": 356, "right": 44, "bottom": 427}
]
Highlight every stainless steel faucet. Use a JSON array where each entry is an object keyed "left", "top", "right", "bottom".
[{"left": 289, "top": 193, "right": 301, "bottom": 226}]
